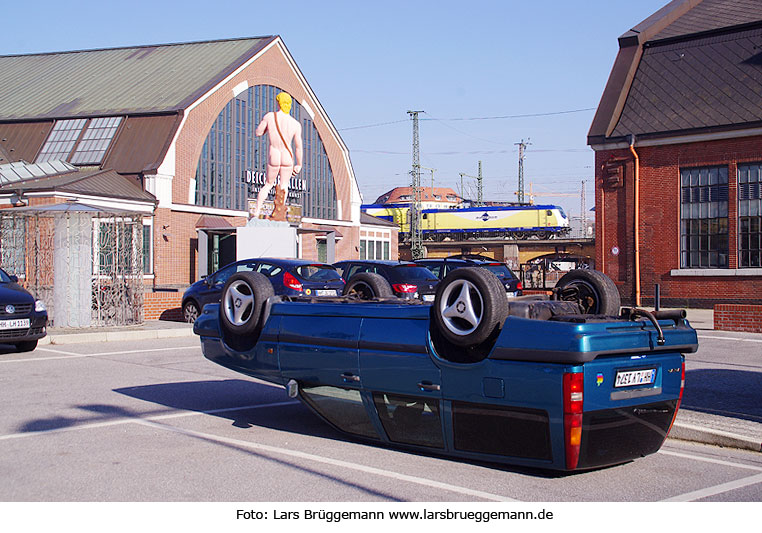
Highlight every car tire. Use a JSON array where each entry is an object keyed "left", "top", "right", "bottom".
[
  {"left": 183, "top": 300, "right": 200, "bottom": 323},
  {"left": 343, "top": 272, "right": 393, "bottom": 300},
  {"left": 432, "top": 267, "right": 507, "bottom": 347},
  {"left": 220, "top": 271, "right": 274, "bottom": 337},
  {"left": 15, "top": 340, "right": 38, "bottom": 352},
  {"left": 556, "top": 269, "right": 621, "bottom": 315}
]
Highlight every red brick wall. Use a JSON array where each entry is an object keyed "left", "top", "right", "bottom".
[
  {"left": 714, "top": 304, "right": 762, "bottom": 333},
  {"left": 144, "top": 292, "right": 183, "bottom": 321},
  {"left": 595, "top": 135, "right": 762, "bottom": 307}
]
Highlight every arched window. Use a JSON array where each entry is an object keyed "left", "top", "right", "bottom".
[{"left": 194, "top": 84, "right": 337, "bottom": 220}]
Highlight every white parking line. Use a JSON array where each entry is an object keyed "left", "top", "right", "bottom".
[
  {"left": 661, "top": 473, "right": 762, "bottom": 502},
  {"left": 659, "top": 449, "right": 762, "bottom": 472},
  {"left": 133, "top": 417, "right": 518, "bottom": 502},
  {"left": 697, "top": 334, "right": 762, "bottom": 343},
  {"left": 0, "top": 345, "right": 201, "bottom": 363},
  {"left": 659, "top": 449, "right": 762, "bottom": 501},
  {"left": 0, "top": 399, "right": 517, "bottom": 501}
]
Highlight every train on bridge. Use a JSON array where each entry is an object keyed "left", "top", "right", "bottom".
[{"left": 362, "top": 203, "right": 571, "bottom": 241}]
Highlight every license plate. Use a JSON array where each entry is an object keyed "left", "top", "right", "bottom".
[
  {"left": 506, "top": 291, "right": 517, "bottom": 298},
  {"left": 0, "top": 318, "right": 30, "bottom": 330},
  {"left": 423, "top": 294, "right": 435, "bottom": 302},
  {"left": 315, "top": 289, "right": 338, "bottom": 297},
  {"left": 615, "top": 368, "right": 656, "bottom": 388}
]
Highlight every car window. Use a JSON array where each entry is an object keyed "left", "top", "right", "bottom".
[
  {"left": 301, "top": 386, "right": 378, "bottom": 439},
  {"left": 482, "top": 264, "right": 517, "bottom": 279},
  {"left": 347, "top": 265, "right": 373, "bottom": 278},
  {"left": 0, "top": 269, "right": 11, "bottom": 283},
  {"left": 256, "top": 263, "right": 283, "bottom": 277},
  {"left": 392, "top": 265, "right": 437, "bottom": 281},
  {"left": 236, "top": 262, "right": 257, "bottom": 273},
  {"left": 422, "top": 264, "right": 442, "bottom": 278},
  {"left": 444, "top": 264, "right": 464, "bottom": 277},
  {"left": 295, "top": 264, "right": 343, "bottom": 281},
  {"left": 211, "top": 264, "right": 236, "bottom": 287}
]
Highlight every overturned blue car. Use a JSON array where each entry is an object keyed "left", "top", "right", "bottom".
[{"left": 194, "top": 267, "right": 697, "bottom": 472}]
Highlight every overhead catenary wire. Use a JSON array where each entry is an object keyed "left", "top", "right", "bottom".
[{"left": 338, "top": 106, "right": 596, "bottom": 131}]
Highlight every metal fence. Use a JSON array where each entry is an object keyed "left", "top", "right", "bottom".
[{"left": 0, "top": 205, "right": 144, "bottom": 327}]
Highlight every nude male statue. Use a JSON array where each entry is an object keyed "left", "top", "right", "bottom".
[{"left": 253, "top": 91, "right": 303, "bottom": 221}]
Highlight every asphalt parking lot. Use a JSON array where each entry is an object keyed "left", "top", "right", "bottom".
[{"left": 1, "top": 334, "right": 761, "bottom": 503}]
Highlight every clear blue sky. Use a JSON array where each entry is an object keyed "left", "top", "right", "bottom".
[{"left": 4, "top": 0, "right": 669, "bottom": 218}]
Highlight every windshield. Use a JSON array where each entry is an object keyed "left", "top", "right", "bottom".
[
  {"left": 296, "top": 265, "right": 343, "bottom": 282},
  {"left": 0, "top": 268, "right": 11, "bottom": 283},
  {"left": 392, "top": 265, "right": 438, "bottom": 281},
  {"left": 482, "top": 264, "right": 517, "bottom": 280}
]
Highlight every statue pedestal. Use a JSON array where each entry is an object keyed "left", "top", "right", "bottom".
[{"left": 237, "top": 219, "right": 297, "bottom": 259}]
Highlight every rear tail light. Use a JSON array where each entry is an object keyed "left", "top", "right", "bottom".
[
  {"left": 666, "top": 360, "right": 686, "bottom": 436},
  {"left": 392, "top": 283, "right": 417, "bottom": 293},
  {"left": 283, "top": 272, "right": 303, "bottom": 291},
  {"left": 516, "top": 281, "right": 523, "bottom": 291},
  {"left": 563, "top": 371, "right": 584, "bottom": 470}
]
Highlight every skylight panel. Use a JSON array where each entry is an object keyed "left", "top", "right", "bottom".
[
  {"left": 70, "top": 116, "right": 123, "bottom": 165},
  {"left": 36, "top": 119, "right": 87, "bottom": 163}
]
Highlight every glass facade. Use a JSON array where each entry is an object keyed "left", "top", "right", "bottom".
[
  {"left": 680, "top": 166, "right": 729, "bottom": 269},
  {"left": 194, "top": 84, "right": 337, "bottom": 219}
]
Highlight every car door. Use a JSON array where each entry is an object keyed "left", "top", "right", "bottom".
[
  {"left": 358, "top": 311, "right": 444, "bottom": 449},
  {"left": 197, "top": 263, "right": 236, "bottom": 307}
]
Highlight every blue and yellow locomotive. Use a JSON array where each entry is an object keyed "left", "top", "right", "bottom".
[{"left": 362, "top": 203, "right": 571, "bottom": 240}]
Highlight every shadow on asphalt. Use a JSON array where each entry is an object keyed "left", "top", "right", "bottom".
[
  {"left": 683, "top": 368, "right": 762, "bottom": 423},
  {"left": 114, "top": 379, "right": 344, "bottom": 440}
]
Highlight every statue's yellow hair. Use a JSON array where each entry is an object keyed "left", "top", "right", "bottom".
[{"left": 276, "top": 92, "right": 292, "bottom": 109}]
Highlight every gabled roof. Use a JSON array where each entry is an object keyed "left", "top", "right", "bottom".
[
  {"left": 0, "top": 164, "right": 156, "bottom": 204},
  {"left": 589, "top": 0, "right": 762, "bottom": 146},
  {"left": 0, "top": 37, "right": 276, "bottom": 121},
  {"left": 374, "top": 186, "right": 462, "bottom": 204},
  {"left": 360, "top": 212, "right": 399, "bottom": 228}
]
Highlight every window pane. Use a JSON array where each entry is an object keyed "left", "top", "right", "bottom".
[
  {"left": 680, "top": 166, "right": 728, "bottom": 268},
  {"left": 301, "top": 386, "right": 378, "bottom": 439},
  {"left": 372, "top": 392, "right": 443, "bottom": 448}
]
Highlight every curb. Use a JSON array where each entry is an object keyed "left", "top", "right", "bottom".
[
  {"left": 669, "top": 421, "right": 762, "bottom": 452},
  {"left": 40, "top": 326, "right": 195, "bottom": 345}
]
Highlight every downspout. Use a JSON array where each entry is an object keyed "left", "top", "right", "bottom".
[
  {"left": 599, "top": 177, "right": 605, "bottom": 273},
  {"left": 629, "top": 134, "right": 641, "bottom": 307}
]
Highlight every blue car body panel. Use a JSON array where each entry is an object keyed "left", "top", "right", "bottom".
[{"left": 195, "top": 298, "right": 696, "bottom": 471}]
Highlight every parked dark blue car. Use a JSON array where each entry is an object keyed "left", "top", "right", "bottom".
[
  {"left": 194, "top": 267, "right": 697, "bottom": 472},
  {"left": 0, "top": 267, "right": 48, "bottom": 352},
  {"left": 182, "top": 258, "right": 345, "bottom": 322},
  {"left": 415, "top": 255, "right": 523, "bottom": 297}
]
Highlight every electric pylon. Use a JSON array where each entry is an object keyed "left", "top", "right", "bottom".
[{"left": 408, "top": 110, "right": 424, "bottom": 259}]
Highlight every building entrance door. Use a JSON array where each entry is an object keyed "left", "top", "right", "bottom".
[{"left": 208, "top": 231, "right": 237, "bottom": 274}]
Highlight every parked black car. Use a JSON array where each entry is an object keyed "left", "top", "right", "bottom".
[
  {"left": 333, "top": 260, "right": 439, "bottom": 301},
  {"left": 182, "top": 258, "right": 345, "bottom": 322},
  {"left": 0, "top": 267, "right": 48, "bottom": 352},
  {"left": 415, "top": 255, "right": 523, "bottom": 297}
]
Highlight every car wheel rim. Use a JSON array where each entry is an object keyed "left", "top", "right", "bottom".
[
  {"left": 224, "top": 280, "right": 254, "bottom": 326},
  {"left": 349, "top": 282, "right": 373, "bottom": 299},
  {"left": 439, "top": 279, "right": 484, "bottom": 336},
  {"left": 184, "top": 304, "right": 198, "bottom": 322}
]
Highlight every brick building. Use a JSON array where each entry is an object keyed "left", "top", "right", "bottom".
[
  {"left": 588, "top": 0, "right": 762, "bottom": 308},
  {"left": 0, "top": 37, "right": 397, "bottom": 295}
]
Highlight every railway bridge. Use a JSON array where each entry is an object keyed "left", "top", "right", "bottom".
[{"left": 398, "top": 236, "right": 596, "bottom": 289}]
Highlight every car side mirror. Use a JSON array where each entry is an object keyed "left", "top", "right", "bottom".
[{"left": 9, "top": 275, "right": 18, "bottom": 282}]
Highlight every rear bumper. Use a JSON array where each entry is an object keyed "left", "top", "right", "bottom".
[{"left": 577, "top": 400, "right": 677, "bottom": 469}]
